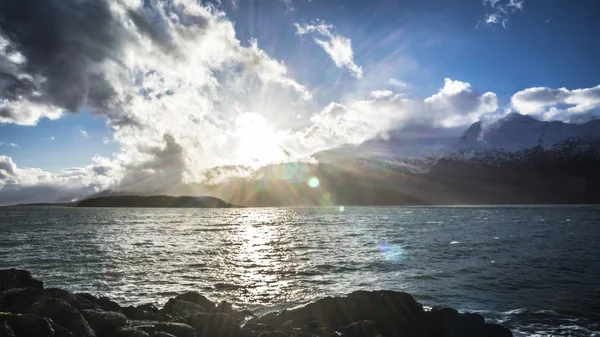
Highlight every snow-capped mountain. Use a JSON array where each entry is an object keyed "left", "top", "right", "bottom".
[
  {"left": 312, "top": 127, "right": 459, "bottom": 173},
  {"left": 456, "top": 112, "right": 600, "bottom": 152}
]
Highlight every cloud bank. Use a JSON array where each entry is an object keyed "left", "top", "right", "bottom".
[{"left": 511, "top": 84, "right": 600, "bottom": 122}]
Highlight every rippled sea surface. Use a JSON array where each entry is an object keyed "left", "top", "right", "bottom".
[{"left": 1, "top": 206, "right": 599, "bottom": 336}]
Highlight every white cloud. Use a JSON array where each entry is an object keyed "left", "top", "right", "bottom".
[
  {"left": 79, "top": 129, "right": 89, "bottom": 138},
  {"left": 479, "top": 0, "right": 524, "bottom": 28},
  {"left": 370, "top": 90, "right": 394, "bottom": 99},
  {"left": 424, "top": 78, "right": 498, "bottom": 127},
  {"left": 0, "top": 155, "right": 113, "bottom": 205},
  {"left": 295, "top": 21, "right": 363, "bottom": 78},
  {"left": 0, "top": 142, "right": 19, "bottom": 148},
  {"left": 49, "top": 136, "right": 55, "bottom": 141},
  {"left": 283, "top": 78, "right": 499, "bottom": 155},
  {"left": 511, "top": 84, "right": 600, "bottom": 121},
  {"left": 103, "top": 137, "right": 111, "bottom": 144},
  {"left": 389, "top": 78, "right": 409, "bottom": 89}
]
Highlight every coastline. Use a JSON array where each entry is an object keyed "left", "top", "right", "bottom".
[{"left": 0, "top": 269, "right": 512, "bottom": 337}]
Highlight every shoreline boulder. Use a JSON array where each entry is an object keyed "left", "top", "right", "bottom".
[
  {"left": 0, "top": 269, "right": 513, "bottom": 337},
  {"left": 0, "top": 270, "right": 43, "bottom": 292}
]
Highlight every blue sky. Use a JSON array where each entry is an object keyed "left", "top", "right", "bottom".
[{"left": 0, "top": 0, "right": 599, "bottom": 203}]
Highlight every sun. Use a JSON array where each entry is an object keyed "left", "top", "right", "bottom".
[{"left": 235, "top": 112, "right": 287, "bottom": 165}]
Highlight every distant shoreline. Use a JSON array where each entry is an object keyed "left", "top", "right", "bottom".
[{"left": 3, "top": 195, "right": 241, "bottom": 208}]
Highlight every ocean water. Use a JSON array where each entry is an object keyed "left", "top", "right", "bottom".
[{"left": 1, "top": 206, "right": 599, "bottom": 336}]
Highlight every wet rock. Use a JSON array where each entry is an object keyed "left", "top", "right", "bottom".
[
  {"left": 0, "top": 321, "right": 15, "bottom": 337},
  {"left": 189, "top": 312, "right": 240, "bottom": 337},
  {"left": 150, "top": 332, "right": 177, "bottom": 337},
  {"left": 123, "top": 305, "right": 166, "bottom": 321},
  {"left": 0, "top": 269, "right": 44, "bottom": 292},
  {"left": 214, "top": 301, "right": 233, "bottom": 314},
  {"left": 315, "top": 327, "right": 340, "bottom": 337},
  {"left": 1, "top": 314, "right": 54, "bottom": 337},
  {"left": 49, "top": 320, "right": 75, "bottom": 337},
  {"left": 257, "top": 331, "right": 288, "bottom": 337},
  {"left": 257, "top": 291, "right": 429, "bottom": 337},
  {"left": 429, "top": 308, "right": 487, "bottom": 337},
  {"left": 486, "top": 324, "right": 513, "bottom": 337},
  {"left": 117, "top": 327, "right": 150, "bottom": 337},
  {"left": 341, "top": 320, "right": 382, "bottom": 337},
  {"left": 138, "top": 304, "right": 160, "bottom": 313},
  {"left": 243, "top": 322, "right": 274, "bottom": 333},
  {"left": 238, "top": 327, "right": 257, "bottom": 337},
  {"left": 94, "top": 297, "right": 122, "bottom": 312},
  {"left": 152, "top": 323, "right": 196, "bottom": 337},
  {"left": 31, "top": 298, "right": 96, "bottom": 337},
  {"left": 81, "top": 309, "right": 128, "bottom": 337},
  {"left": 75, "top": 293, "right": 98, "bottom": 302},
  {"left": 43, "top": 288, "right": 100, "bottom": 311},
  {"left": 162, "top": 299, "right": 204, "bottom": 321},
  {"left": 173, "top": 292, "right": 214, "bottom": 311},
  {"left": 0, "top": 287, "right": 42, "bottom": 313}
]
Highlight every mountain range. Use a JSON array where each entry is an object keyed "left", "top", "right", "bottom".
[{"left": 200, "top": 113, "right": 600, "bottom": 206}]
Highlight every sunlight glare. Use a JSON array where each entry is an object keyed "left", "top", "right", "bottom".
[{"left": 235, "top": 112, "right": 285, "bottom": 165}]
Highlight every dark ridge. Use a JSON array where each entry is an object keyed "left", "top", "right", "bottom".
[{"left": 76, "top": 195, "right": 241, "bottom": 208}]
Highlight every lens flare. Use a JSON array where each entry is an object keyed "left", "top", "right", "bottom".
[
  {"left": 339, "top": 206, "right": 345, "bottom": 212},
  {"left": 307, "top": 176, "right": 320, "bottom": 188},
  {"left": 379, "top": 242, "right": 405, "bottom": 263}
]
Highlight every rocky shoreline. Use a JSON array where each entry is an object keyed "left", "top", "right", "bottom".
[{"left": 0, "top": 269, "right": 512, "bottom": 337}]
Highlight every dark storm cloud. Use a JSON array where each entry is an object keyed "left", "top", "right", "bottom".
[
  {"left": 127, "top": 9, "right": 174, "bottom": 51},
  {"left": 0, "top": 0, "right": 128, "bottom": 115}
]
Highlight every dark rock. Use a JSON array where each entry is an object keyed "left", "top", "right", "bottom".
[
  {"left": 81, "top": 309, "right": 128, "bottom": 337},
  {"left": 257, "top": 291, "right": 429, "bottom": 337},
  {"left": 214, "top": 301, "right": 233, "bottom": 314},
  {"left": 0, "top": 269, "right": 44, "bottom": 292},
  {"left": 43, "top": 288, "right": 100, "bottom": 311},
  {"left": 486, "top": 324, "right": 513, "bottom": 337},
  {"left": 341, "top": 320, "right": 382, "bottom": 337},
  {"left": 94, "top": 297, "right": 122, "bottom": 312},
  {"left": 31, "top": 298, "right": 96, "bottom": 337},
  {"left": 0, "top": 287, "right": 42, "bottom": 313},
  {"left": 162, "top": 299, "right": 204, "bottom": 321},
  {"left": 152, "top": 323, "right": 196, "bottom": 337},
  {"left": 238, "top": 327, "right": 257, "bottom": 337},
  {"left": 117, "top": 327, "right": 150, "bottom": 337},
  {"left": 306, "top": 321, "right": 319, "bottom": 331},
  {"left": 257, "top": 331, "right": 288, "bottom": 337},
  {"left": 75, "top": 293, "right": 98, "bottom": 302},
  {"left": 173, "top": 292, "right": 214, "bottom": 311},
  {"left": 0, "top": 321, "right": 15, "bottom": 337},
  {"left": 138, "top": 304, "right": 160, "bottom": 313},
  {"left": 189, "top": 312, "right": 240, "bottom": 337},
  {"left": 1, "top": 314, "right": 54, "bottom": 337},
  {"left": 243, "top": 322, "right": 274, "bottom": 333},
  {"left": 150, "top": 333, "right": 177, "bottom": 337},
  {"left": 137, "top": 323, "right": 196, "bottom": 337},
  {"left": 49, "top": 319, "right": 75, "bottom": 337},
  {"left": 429, "top": 308, "right": 487, "bottom": 337},
  {"left": 315, "top": 327, "right": 340, "bottom": 337},
  {"left": 123, "top": 306, "right": 165, "bottom": 321}
]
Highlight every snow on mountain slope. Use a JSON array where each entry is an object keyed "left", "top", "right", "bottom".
[
  {"left": 312, "top": 127, "right": 459, "bottom": 173},
  {"left": 457, "top": 113, "right": 600, "bottom": 152}
]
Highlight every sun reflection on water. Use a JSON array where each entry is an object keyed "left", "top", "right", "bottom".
[{"left": 231, "top": 209, "right": 292, "bottom": 306}]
